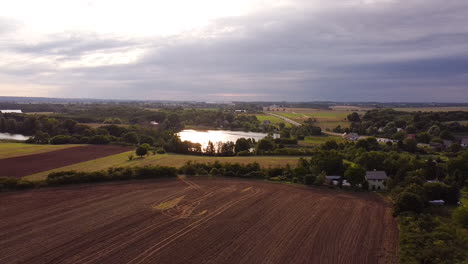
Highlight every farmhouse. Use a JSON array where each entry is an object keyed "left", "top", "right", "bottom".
[
  {"left": 342, "top": 132, "right": 360, "bottom": 141},
  {"left": 365, "top": 171, "right": 388, "bottom": 191},
  {"left": 0, "top": 109, "right": 22, "bottom": 114},
  {"left": 461, "top": 138, "right": 468, "bottom": 148}
]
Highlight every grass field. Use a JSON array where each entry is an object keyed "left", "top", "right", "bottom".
[
  {"left": 265, "top": 108, "right": 351, "bottom": 130},
  {"left": 255, "top": 114, "right": 292, "bottom": 127},
  {"left": 0, "top": 143, "right": 81, "bottom": 159},
  {"left": 298, "top": 135, "right": 344, "bottom": 146},
  {"left": 24, "top": 152, "right": 303, "bottom": 181},
  {"left": 394, "top": 107, "right": 468, "bottom": 112}
]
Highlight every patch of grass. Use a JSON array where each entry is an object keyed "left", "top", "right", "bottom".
[
  {"left": 24, "top": 152, "right": 302, "bottom": 181},
  {"left": 0, "top": 143, "right": 82, "bottom": 159},
  {"left": 298, "top": 135, "right": 344, "bottom": 146},
  {"left": 395, "top": 107, "right": 468, "bottom": 112},
  {"left": 315, "top": 121, "right": 350, "bottom": 130},
  {"left": 255, "top": 114, "right": 292, "bottom": 127}
]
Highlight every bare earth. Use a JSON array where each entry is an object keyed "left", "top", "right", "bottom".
[
  {"left": 0, "top": 145, "right": 132, "bottom": 178},
  {"left": 0, "top": 178, "right": 398, "bottom": 264}
]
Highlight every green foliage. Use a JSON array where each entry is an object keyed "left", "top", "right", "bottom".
[
  {"left": 399, "top": 213, "right": 468, "bottom": 264},
  {"left": 46, "top": 165, "right": 177, "bottom": 185},
  {"left": 344, "top": 166, "right": 365, "bottom": 187},
  {"left": 136, "top": 145, "right": 148, "bottom": 157},
  {"left": 452, "top": 206, "right": 468, "bottom": 228},
  {"left": 394, "top": 192, "right": 425, "bottom": 215},
  {"left": 50, "top": 135, "right": 73, "bottom": 144}
]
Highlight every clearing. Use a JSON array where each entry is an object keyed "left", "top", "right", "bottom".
[
  {"left": 0, "top": 145, "right": 133, "bottom": 178},
  {"left": 0, "top": 143, "right": 81, "bottom": 159},
  {"left": 24, "top": 153, "right": 302, "bottom": 181},
  {"left": 0, "top": 178, "right": 398, "bottom": 264}
]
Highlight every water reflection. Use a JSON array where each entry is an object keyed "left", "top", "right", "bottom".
[
  {"left": 0, "top": 133, "right": 30, "bottom": 141},
  {"left": 177, "top": 130, "right": 278, "bottom": 150}
]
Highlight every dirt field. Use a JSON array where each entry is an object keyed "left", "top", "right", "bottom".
[
  {"left": 0, "top": 178, "right": 398, "bottom": 264},
  {"left": 0, "top": 145, "right": 132, "bottom": 178}
]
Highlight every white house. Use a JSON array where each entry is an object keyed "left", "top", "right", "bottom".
[
  {"left": 461, "top": 138, "right": 468, "bottom": 148},
  {"left": 0, "top": 109, "right": 22, "bottom": 114},
  {"left": 365, "top": 171, "right": 388, "bottom": 191}
]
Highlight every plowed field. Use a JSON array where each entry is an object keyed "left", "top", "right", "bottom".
[
  {"left": 0, "top": 178, "right": 398, "bottom": 264},
  {"left": 0, "top": 145, "right": 132, "bottom": 178}
]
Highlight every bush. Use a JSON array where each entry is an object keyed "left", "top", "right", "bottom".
[
  {"left": 452, "top": 206, "right": 468, "bottom": 228},
  {"left": 50, "top": 135, "right": 72, "bottom": 144},
  {"left": 394, "top": 191, "right": 425, "bottom": 215},
  {"left": 156, "top": 148, "right": 166, "bottom": 154},
  {"left": 303, "top": 174, "right": 315, "bottom": 185},
  {"left": 136, "top": 145, "right": 148, "bottom": 157},
  {"left": 89, "top": 135, "right": 110, "bottom": 144}
]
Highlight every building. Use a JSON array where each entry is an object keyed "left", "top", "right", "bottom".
[
  {"left": 0, "top": 110, "right": 22, "bottom": 114},
  {"left": 263, "top": 120, "right": 271, "bottom": 125},
  {"left": 377, "top": 138, "right": 392, "bottom": 143},
  {"left": 235, "top": 110, "right": 247, "bottom": 113},
  {"left": 407, "top": 134, "right": 417, "bottom": 140},
  {"left": 461, "top": 138, "right": 468, "bottom": 148},
  {"left": 325, "top": 176, "right": 341, "bottom": 185},
  {"left": 365, "top": 171, "right": 388, "bottom": 191},
  {"left": 342, "top": 133, "right": 360, "bottom": 141}
]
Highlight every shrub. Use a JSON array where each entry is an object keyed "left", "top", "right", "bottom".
[
  {"left": 136, "top": 145, "right": 148, "bottom": 157},
  {"left": 50, "top": 135, "right": 72, "bottom": 145},
  {"left": 452, "top": 206, "right": 468, "bottom": 228},
  {"left": 394, "top": 191, "right": 425, "bottom": 215},
  {"left": 303, "top": 174, "right": 315, "bottom": 185}
]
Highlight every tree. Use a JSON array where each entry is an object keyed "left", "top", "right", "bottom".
[
  {"left": 347, "top": 112, "right": 361, "bottom": 122},
  {"left": 452, "top": 206, "right": 468, "bottom": 228},
  {"left": 204, "top": 141, "right": 216, "bottom": 155},
  {"left": 394, "top": 191, "right": 425, "bottom": 215},
  {"left": 235, "top": 138, "right": 251, "bottom": 153},
  {"left": 256, "top": 138, "right": 276, "bottom": 153},
  {"left": 136, "top": 145, "right": 148, "bottom": 157},
  {"left": 122, "top": 132, "right": 139, "bottom": 144},
  {"left": 344, "top": 166, "right": 365, "bottom": 187}
]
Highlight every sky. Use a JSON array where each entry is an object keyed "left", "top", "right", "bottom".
[{"left": 0, "top": 0, "right": 467, "bottom": 102}]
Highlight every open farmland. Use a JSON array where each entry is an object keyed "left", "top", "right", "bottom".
[
  {"left": 0, "top": 178, "right": 398, "bottom": 264},
  {"left": 24, "top": 153, "right": 302, "bottom": 181},
  {"left": 0, "top": 143, "right": 80, "bottom": 159},
  {"left": 0, "top": 145, "right": 132, "bottom": 178},
  {"left": 265, "top": 108, "right": 353, "bottom": 130},
  {"left": 255, "top": 114, "right": 292, "bottom": 127},
  {"left": 394, "top": 106, "right": 468, "bottom": 112},
  {"left": 299, "top": 135, "right": 345, "bottom": 146}
]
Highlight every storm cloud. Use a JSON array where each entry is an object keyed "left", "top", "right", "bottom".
[{"left": 0, "top": 0, "right": 467, "bottom": 101}]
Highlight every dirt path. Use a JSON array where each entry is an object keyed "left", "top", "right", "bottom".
[
  {"left": 0, "top": 178, "right": 398, "bottom": 264},
  {"left": 0, "top": 145, "right": 133, "bottom": 178}
]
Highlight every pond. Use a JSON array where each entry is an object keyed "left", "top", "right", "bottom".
[
  {"left": 177, "top": 129, "right": 278, "bottom": 150},
  {"left": 0, "top": 133, "right": 30, "bottom": 141}
]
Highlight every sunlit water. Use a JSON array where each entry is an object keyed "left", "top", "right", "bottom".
[
  {"left": 177, "top": 129, "right": 278, "bottom": 150},
  {"left": 0, "top": 133, "right": 30, "bottom": 141}
]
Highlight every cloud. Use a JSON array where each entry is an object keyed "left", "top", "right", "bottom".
[{"left": 0, "top": 0, "right": 467, "bottom": 101}]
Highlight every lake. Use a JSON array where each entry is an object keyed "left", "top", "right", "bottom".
[
  {"left": 0, "top": 133, "right": 30, "bottom": 141},
  {"left": 177, "top": 129, "right": 278, "bottom": 150}
]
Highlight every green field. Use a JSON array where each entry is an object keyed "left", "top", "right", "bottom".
[
  {"left": 24, "top": 152, "right": 303, "bottom": 181},
  {"left": 255, "top": 114, "right": 292, "bottom": 127},
  {"left": 298, "top": 135, "right": 344, "bottom": 146},
  {"left": 0, "top": 143, "right": 81, "bottom": 159},
  {"left": 395, "top": 107, "right": 468, "bottom": 112},
  {"left": 266, "top": 109, "right": 350, "bottom": 131}
]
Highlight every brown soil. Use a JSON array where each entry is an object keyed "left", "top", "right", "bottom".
[
  {"left": 0, "top": 145, "right": 132, "bottom": 178},
  {"left": 0, "top": 178, "right": 398, "bottom": 263}
]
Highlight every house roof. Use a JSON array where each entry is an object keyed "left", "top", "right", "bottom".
[
  {"left": 325, "top": 176, "right": 341, "bottom": 180},
  {"left": 365, "top": 171, "right": 388, "bottom": 180},
  {"left": 462, "top": 138, "right": 468, "bottom": 145}
]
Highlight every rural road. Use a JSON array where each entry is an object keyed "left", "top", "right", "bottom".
[{"left": 266, "top": 113, "right": 301, "bottom": 126}]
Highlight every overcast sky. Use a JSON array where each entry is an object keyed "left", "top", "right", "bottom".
[{"left": 1, "top": 0, "right": 467, "bottom": 102}]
